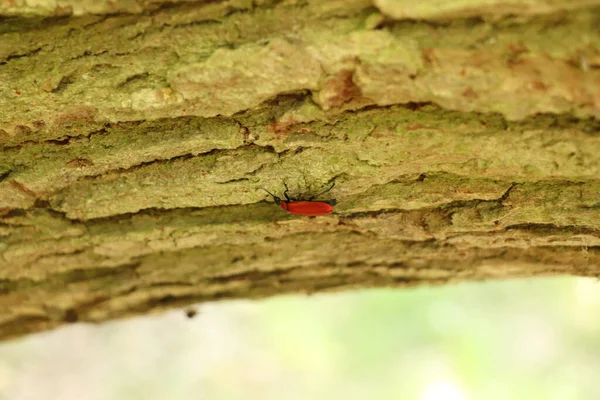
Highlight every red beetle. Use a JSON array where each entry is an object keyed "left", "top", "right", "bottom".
[{"left": 263, "top": 183, "right": 337, "bottom": 216}]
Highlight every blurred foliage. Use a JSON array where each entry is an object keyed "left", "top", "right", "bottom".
[{"left": 1, "top": 277, "right": 599, "bottom": 400}]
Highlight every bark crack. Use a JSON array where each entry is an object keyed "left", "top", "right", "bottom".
[{"left": 0, "top": 46, "right": 43, "bottom": 65}]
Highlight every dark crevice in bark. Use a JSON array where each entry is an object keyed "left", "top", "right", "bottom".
[
  {"left": 50, "top": 73, "right": 76, "bottom": 93},
  {"left": 503, "top": 223, "right": 600, "bottom": 235},
  {"left": 0, "top": 168, "right": 11, "bottom": 182},
  {"left": 56, "top": 262, "right": 142, "bottom": 284},
  {"left": 0, "top": 46, "right": 43, "bottom": 65}
]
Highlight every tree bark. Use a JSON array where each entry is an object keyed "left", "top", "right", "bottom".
[{"left": 1, "top": 0, "right": 599, "bottom": 342}]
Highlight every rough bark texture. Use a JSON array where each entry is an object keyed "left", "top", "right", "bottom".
[{"left": 1, "top": 0, "right": 600, "bottom": 342}]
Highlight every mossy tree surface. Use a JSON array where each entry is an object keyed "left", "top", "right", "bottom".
[{"left": 1, "top": 0, "right": 600, "bottom": 341}]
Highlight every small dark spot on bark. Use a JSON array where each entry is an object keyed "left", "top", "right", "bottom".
[
  {"left": 64, "top": 309, "right": 78, "bottom": 323},
  {"left": 185, "top": 308, "right": 198, "bottom": 318},
  {"left": 33, "top": 199, "right": 50, "bottom": 208},
  {"left": 231, "top": 256, "right": 243, "bottom": 263}
]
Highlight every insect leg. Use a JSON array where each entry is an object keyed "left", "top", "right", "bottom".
[{"left": 283, "top": 182, "right": 291, "bottom": 202}]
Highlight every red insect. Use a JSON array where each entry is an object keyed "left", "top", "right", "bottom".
[{"left": 263, "top": 182, "right": 337, "bottom": 216}]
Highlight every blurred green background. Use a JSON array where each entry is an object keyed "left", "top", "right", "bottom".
[{"left": 1, "top": 276, "right": 599, "bottom": 400}]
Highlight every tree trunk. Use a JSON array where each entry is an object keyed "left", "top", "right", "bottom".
[{"left": 1, "top": 0, "right": 599, "bottom": 342}]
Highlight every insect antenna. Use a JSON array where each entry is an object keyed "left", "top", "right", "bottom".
[{"left": 261, "top": 188, "right": 281, "bottom": 205}]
